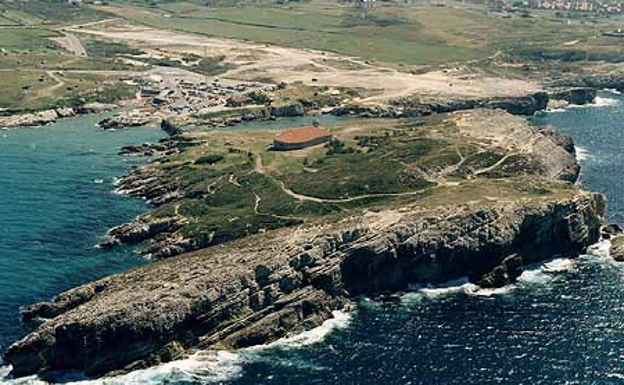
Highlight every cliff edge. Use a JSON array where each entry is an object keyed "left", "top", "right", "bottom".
[{"left": 6, "top": 192, "right": 604, "bottom": 377}]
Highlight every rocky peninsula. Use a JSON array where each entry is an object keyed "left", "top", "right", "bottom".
[
  {"left": 5, "top": 192, "right": 605, "bottom": 377},
  {"left": 3, "top": 103, "right": 608, "bottom": 378}
]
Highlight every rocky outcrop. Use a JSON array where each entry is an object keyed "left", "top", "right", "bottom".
[
  {"left": 101, "top": 216, "right": 187, "bottom": 248},
  {"left": 114, "top": 167, "right": 182, "bottom": 207},
  {"left": 549, "top": 74, "right": 624, "bottom": 93},
  {"left": 5, "top": 192, "right": 605, "bottom": 377},
  {"left": 76, "top": 103, "right": 117, "bottom": 115},
  {"left": 471, "top": 254, "right": 523, "bottom": 288},
  {"left": 55, "top": 107, "right": 76, "bottom": 119},
  {"left": 161, "top": 118, "right": 184, "bottom": 136},
  {"left": 270, "top": 104, "right": 305, "bottom": 117},
  {"left": 0, "top": 110, "right": 59, "bottom": 128},
  {"left": 602, "top": 223, "right": 623, "bottom": 239},
  {"left": 533, "top": 125, "right": 580, "bottom": 183},
  {"left": 98, "top": 110, "right": 156, "bottom": 130},
  {"left": 336, "top": 92, "right": 550, "bottom": 118},
  {"left": 0, "top": 102, "right": 118, "bottom": 129},
  {"left": 548, "top": 87, "right": 597, "bottom": 106},
  {"left": 610, "top": 235, "right": 624, "bottom": 261},
  {"left": 118, "top": 140, "right": 180, "bottom": 157}
]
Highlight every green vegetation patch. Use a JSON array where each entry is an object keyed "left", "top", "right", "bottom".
[
  {"left": 84, "top": 39, "right": 144, "bottom": 58},
  {"left": 0, "top": 0, "right": 109, "bottom": 25},
  {"left": 282, "top": 135, "right": 441, "bottom": 200},
  {"left": 0, "top": 28, "right": 61, "bottom": 51}
]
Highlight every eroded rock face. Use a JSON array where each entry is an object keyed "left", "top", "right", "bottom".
[
  {"left": 337, "top": 92, "right": 551, "bottom": 118},
  {"left": 98, "top": 111, "right": 155, "bottom": 129},
  {"left": 5, "top": 193, "right": 605, "bottom": 378},
  {"left": 104, "top": 216, "right": 188, "bottom": 246},
  {"left": 472, "top": 254, "right": 523, "bottom": 288},
  {"left": 610, "top": 235, "right": 624, "bottom": 261},
  {"left": 0, "top": 110, "right": 59, "bottom": 128},
  {"left": 549, "top": 87, "right": 597, "bottom": 106}
]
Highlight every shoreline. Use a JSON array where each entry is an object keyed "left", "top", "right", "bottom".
[
  {"left": 2, "top": 49, "right": 624, "bottom": 380},
  {"left": 2, "top": 96, "right": 612, "bottom": 378}
]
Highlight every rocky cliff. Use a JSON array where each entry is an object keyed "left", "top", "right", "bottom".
[
  {"left": 333, "top": 91, "right": 551, "bottom": 118},
  {"left": 5, "top": 192, "right": 605, "bottom": 378},
  {"left": 0, "top": 103, "right": 118, "bottom": 129}
]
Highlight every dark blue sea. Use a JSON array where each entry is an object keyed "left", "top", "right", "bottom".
[
  {"left": 0, "top": 114, "right": 163, "bottom": 365},
  {"left": 2, "top": 93, "right": 624, "bottom": 384}
]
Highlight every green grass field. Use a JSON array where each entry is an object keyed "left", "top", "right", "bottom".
[
  {"left": 0, "top": 0, "right": 108, "bottom": 26},
  {"left": 118, "top": 2, "right": 486, "bottom": 65},
  {"left": 107, "top": 0, "right": 624, "bottom": 66},
  {"left": 130, "top": 114, "right": 571, "bottom": 256},
  {"left": 0, "top": 70, "right": 136, "bottom": 111}
]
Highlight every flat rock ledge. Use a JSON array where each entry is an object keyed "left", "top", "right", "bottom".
[{"left": 5, "top": 192, "right": 605, "bottom": 378}]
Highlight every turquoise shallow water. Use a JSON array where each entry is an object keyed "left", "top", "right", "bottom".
[
  {"left": 3, "top": 95, "right": 624, "bottom": 384},
  {"left": 0, "top": 114, "right": 164, "bottom": 354}
]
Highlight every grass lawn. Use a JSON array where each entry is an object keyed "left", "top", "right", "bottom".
[
  {"left": 114, "top": 1, "right": 485, "bottom": 65},
  {"left": 0, "top": 70, "right": 136, "bottom": 111},
  {"left": 0, "top": 0, "right": 109, "bottom": 26},
  {"left": 107, "top": 0, "right": 624, "bottom": 66},
  {"left": 133, "top": 113, "right": 570, "bottom": 255}
]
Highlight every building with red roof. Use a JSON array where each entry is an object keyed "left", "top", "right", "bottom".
[{"left": 273, "top": 126, "right": 332, "bottom": 151}]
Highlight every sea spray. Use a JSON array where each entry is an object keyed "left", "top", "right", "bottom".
[
  {"left": 0, "top": 311, "right": 351, "bottom": 385},
  {"left": 575, "top": 147, "right": 593, "bottom": 162},
  {"left": 568, "top": 96, "right": 620, "bottom": 109}
]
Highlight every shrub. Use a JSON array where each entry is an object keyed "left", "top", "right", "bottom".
[{"left": 195, "top": 154, "right": 224, "bottom": 165}]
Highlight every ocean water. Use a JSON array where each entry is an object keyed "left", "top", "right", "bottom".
[
  {"left": 0, "top": 114, "right": 164, "bottom": 355},
  {"left": 3, "top": 94, "right": 624, "bottom": 384}
]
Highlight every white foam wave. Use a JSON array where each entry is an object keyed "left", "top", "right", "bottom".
[
  {"left": 542, "top": 258, "right": 575, "bottom": 273},
  {"left": 466, "top": 285, "right": 514, "bottom": 297},
  {"left": 405, "top": 277, "right": 474, "bottom": 300},
  {"left": 575, "top": 147, "right": 592, "bottom": 162},
  {"left": 517, "top": 257, "right": 579, "bottom": 286},
  {"left": 594, "top": 96, "right": 620, "bottom": 107},
  {"left": 0, "top": 351, "right": 243, "bottom": 385},
  {"left": 568, "top": 96, "right": 620, "bottom": 109},
  {"left": 603, "top": 88, "right": 622, "bottom": 95},
  {"left": 0, "top": 311, "right": 350, "bottom": 385},
  {"left": 249, "top": 310, "right": 350, "bottom": 351},
  {"left": 402, "top": 257, "right": 580, "bottom": 302},
  {"left": 546, "top": 107, "right": 567, "bottom": 113},
  {"left": 586, "top": 239, "right": 612, "bottom": 260},
  {"left": 403, "top": 277, "right": 514, "bottom": 300}
]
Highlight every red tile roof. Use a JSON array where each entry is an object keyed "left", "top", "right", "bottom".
[{"left": 274, "top": 126, "right": 330, "bottom": 144}]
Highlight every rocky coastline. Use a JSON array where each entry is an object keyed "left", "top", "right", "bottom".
[
  {"left": 0, "top": 79, "right": 615, "bottom": 380},
  {"left": 0, "top": 84, "right": 603, "bottom": 131},
  {"left": 5, "top": 192, "right": 605, "bottom": 377},
  {"left": 0, "top": 103, "right": 119, "bottom": 129}
]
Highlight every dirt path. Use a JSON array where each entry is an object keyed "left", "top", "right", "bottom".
[
  {"left": 50, "top": 32, "right": 88, "bottom": 57},
  {"left": 254, "top": 152, "right": 431, "bottom": 203},
  {"left": 34, "top": 71, "right": 66, "bottom": 99},
  {"left": 60, "top": 18, "right": 121, "bottom": 31}
]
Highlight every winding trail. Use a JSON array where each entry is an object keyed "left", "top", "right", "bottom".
[
  {"left": 34, "top": 71, "right": 65, "bottom": 99},
  {"left": 254, "top": 152, "right": 432, "bottom": 204}
]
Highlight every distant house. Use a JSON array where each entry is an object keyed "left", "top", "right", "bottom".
[
  {"left": 273, "top": 126, "right": 332, "bottom": 151},
  {"left": 226, "top": 95, "right": 253, "bottom": 107}
]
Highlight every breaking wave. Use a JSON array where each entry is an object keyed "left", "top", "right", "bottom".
[
  {"left": 402, "top": 256, "right": 582, "bottom": 303},
  {"left": 568, "top": 96, "right": 620, "bottom": 109},
  {"left": 575, "top": 147, "right": 592, "bottom": 161},
  {"left": 585, "top": 239, "right": 612, "bottom": 260},
  {"left": 0, "top": 311, "right": 351, "bottom": 385}
]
